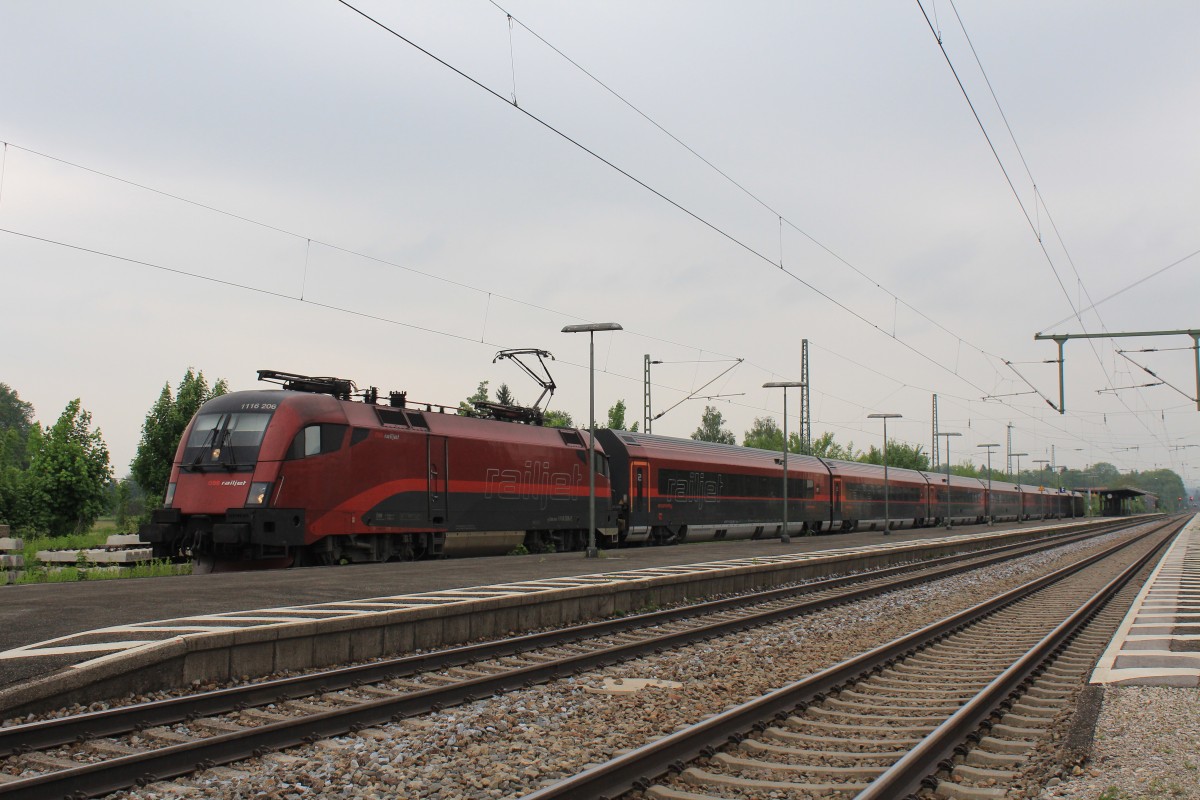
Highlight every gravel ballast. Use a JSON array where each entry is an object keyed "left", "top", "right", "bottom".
[
  {"left": 1038, "top": 686, "right": 1200, "bottom": 800},
  {"left": 93, "top": 527, "right": 1166, "bottom": 800}
]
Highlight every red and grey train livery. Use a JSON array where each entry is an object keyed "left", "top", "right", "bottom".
[
  {"left": 596, "top": 430, "right": 1082, "bottom": 545},
  {"left": 141, "top": 374, "right": 618, "bottom": 568},
  {"left": 140, "top": 371, "right": 1082, "bottom": 568}
]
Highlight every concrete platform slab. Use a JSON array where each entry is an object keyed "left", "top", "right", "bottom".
[
  {"left": 1092, "top": 513, "right": 1200, "bottom": 686},
  {"left": 0, "top": 517, "right": 1126, "bottom": 716}
]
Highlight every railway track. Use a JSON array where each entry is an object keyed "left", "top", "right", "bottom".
[
  {"left": 522, "top": 515, "right": 1183, "bottom": 800},
  {"left": 0, "top": 518, "right": 1154, "bottom": 799}
]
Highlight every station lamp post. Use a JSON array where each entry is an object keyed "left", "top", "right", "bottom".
[
  {"left": 1012, "top": 452, "right": 1028, "bottom": 482},
  {"left": 562, "top": 322, "right": 623, "bottom": 558},
  {"left": 977, "top": 443, "right": 1000, "bottom": 524},
  {"left": 1010, "top": 452, "right": 1029, "bottom": 522},
  {"left": 1033, "top": 459, "right": 1050, "bottom": 483},
  {"left": 763, "top": 381, "right": 805, "bottom": 543},
  {"left": 1033, "top": 459, "right": 1051, "bottom": 520},
  {"left": 937, "top": 431, "right": 961, "bottom": 528},
  {"left": 867, "top": 413, "right": 902, "bottom": 534}
]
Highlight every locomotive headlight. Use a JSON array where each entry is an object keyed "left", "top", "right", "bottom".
[
  {"left": 164, "top": 482, "right": 177, "bottom": 507},
  {"left": 245, "top": 482, "right": 272, "bottom": 507}
]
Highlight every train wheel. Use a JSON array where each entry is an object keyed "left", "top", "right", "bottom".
[{"left": 192, "top": 555, "right": 215, "bottom": 575}]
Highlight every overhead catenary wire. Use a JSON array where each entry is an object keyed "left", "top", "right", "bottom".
[
  {"left": 0, "top": 137, "right": 978, "bottom": 426},
  {"left": 0, "top": 224, "right": 926, "bottom": 449},
  {"left": 0, "top": 133, "right": 1148, "bottom": 469},
  {"left": 489, "top": 0, "right": 1014, "bottom": 388},
  {"left": 1040, "top": 246, "right": 1200, "bottom": 332},
  {"left": 4, "top": 3, "right": 1164, "bottom": 455},
  {"left": 942, "top": 1, "right": 1175, "bottom": 456},
  {"left": 916, "top": 0, "right": 1171, "bottom": 454},
  {"left": 471, "top": 2, "right": 1180, "bottom": 463},
  {"left": 1, "top": 8, "right": 1183, "bottom": 468},
  {"left": 333, "top": 0, "right": 1042, "bottom": 417}
]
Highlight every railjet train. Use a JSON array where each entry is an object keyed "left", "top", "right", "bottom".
[{"left": 140, "top": 370, "right": 1082, "bottom": 569}]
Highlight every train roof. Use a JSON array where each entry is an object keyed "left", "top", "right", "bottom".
[
  {"left": 601, "top": 430, "right": 828, "bottom": 472},
  {"left": 820, "top": 459, "right": 928, "bottom": 483}
]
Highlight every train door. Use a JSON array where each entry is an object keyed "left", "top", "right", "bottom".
[
  {"left": 630, "top": 460, "right": 649, "bottom": 518},
  {"left": 427, "top": 435, "right": 448, "bottom": 524},
  {"left": 832, "top": 478, "right": 843, "bottom": 518}
]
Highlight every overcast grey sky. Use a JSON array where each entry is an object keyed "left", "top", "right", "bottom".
[{"left": 2, "top": 1, "right": 1198, "bottom": 487}]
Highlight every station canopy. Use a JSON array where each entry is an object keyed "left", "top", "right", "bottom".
[{"left": 1077, "top": 487, "right": 1158, "bottom": 516}]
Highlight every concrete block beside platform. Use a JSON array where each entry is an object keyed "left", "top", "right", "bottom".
[
  {"left": 89, "top": 548, "right": 154, "bottom": 564},
  {"left": 2, "top": 534, "right": 25, "bottom": 585},
  {"left": 36, "top": 548, "right": 153, "bottom": 565},
  {"left": 105, "top": 534, "right": 146, "bottom": 547}
]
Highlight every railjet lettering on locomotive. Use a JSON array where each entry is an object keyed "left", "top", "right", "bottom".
[
  {"left": 666, "top": 472, "right": 722, "bottom": 507},
  {"left": 484, "top": 462, "right": 583, "bottom": 509}
]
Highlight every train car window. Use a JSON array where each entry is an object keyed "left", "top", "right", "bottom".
[
  {"left": 593, "top": 452, "right": 609, "bottom": 478},
  {"left": 226, "top": 413, "right": 270, "bottom": 447},
  {"left": 376, "top": 409, "right": 408, "bottom": 427},
  {"left": 350, "top": 427, "right": 370, "bottom": 446},
  {"left": 186, "top": 414, "right": 224, "bottom": 447},
  {"left": 321, "top": 423, "right": 347, "bottom": 453},
  {"left": 304, "top": 425, "right": 321, "bottom": 456},
  {"left": 558, "top": 430, "right": 584, "bottom": 448},
  {"left": 406, "top": 412, "right": 430, "bottom": 430},
  {"left": 288, "top": 423, "right": 348, "bottom": 460}
]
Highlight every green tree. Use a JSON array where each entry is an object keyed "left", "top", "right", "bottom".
[
  {"left": 111, "top": 476, "right": 146, "bottom": 534},
  {"left": 457, "top": 381, "right": 490, "bottom": 417},
  {"left": 0, "top": 383, "right": 35, "bottom": 440},
  {"left": 692, "top": 406, "right": 735, "bottom": 444},
  {"left": 25, "top": 399, "right": 112, "bottom": 535},
  {"left": 0, "top": 385, "right": 38, "bottom": 527},
  {"left": 0, "top": 426, "right": 42, "bottom": 529},
  {"left": 743, "top": 416, "right": 784, "bottom": 451},
  {"left": 495, "top": 383, "right": 517, "bottom": 406},
  {"left": 131, "top": 369, "right": 228, "bottom": 504},
  {"left": 605, "top": 399, "right": 639, "bottom": 431},
  {"left": 809, "top": 431, "right": 858, "bottom": 461},
  {"left": 543, "top": 409, "right": 574, "bottom": 428},
  {"left": 858, "top": 441, "right": 930, "bottom": 471}
]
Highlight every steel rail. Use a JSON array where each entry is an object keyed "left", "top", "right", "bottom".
[
  {"left": 0, "top": 519, "right": 1121, "bottom": 758},
  {"left": 854, "top": 516, "right": 1185, "bottom": 799},
  {"left": 0, "top": 519, "right": 1139, "bottom": 799},
  {"left": 517, "top": 516, "right": 1179, "bottom": 800}
]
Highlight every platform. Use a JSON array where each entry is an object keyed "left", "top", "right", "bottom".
[
  {"left": 0, "top": 518, "right": 1110, "bottom": 717},
  {"left": 1091, "top": 513, "right": 1200, "bottom": 686}
]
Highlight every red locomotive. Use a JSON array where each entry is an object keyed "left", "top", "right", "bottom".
[
  {"left": 141, "top": 370, "right": 617, "bottom": 570},
  {"left": 141, "top": 369, "right": 1082, "bottom": 569}
]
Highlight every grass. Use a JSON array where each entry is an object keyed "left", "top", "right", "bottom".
[
  {"left": 20, "top": 530, "right": 111, "bottom": 563},
  {"left": 14, "top": 559, "right": 191, "bottom": 584}
]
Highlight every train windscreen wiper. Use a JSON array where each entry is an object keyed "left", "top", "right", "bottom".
[
  {"left": 217, "top": 425, "right": 239, "bottom": 471},
  {"left": 183, "top": 419, "right": 225, "bottom": 473}
]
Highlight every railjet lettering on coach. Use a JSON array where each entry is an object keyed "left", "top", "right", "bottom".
[
  {"left": 484, "top": 462, "right": 583, "bottom": 509},
  {"left": 667, "top": 472, "right": 722, "bottom": 507}
]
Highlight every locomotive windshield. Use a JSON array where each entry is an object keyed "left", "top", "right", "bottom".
[{"left": 180, "top": 411, "right": 272, "bottom": 471}]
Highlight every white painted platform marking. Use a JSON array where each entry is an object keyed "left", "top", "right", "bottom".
[
  {"left": 1092, "top": 513, "right": 1200, "bottom": 686},
  {"left": 0, "top": 520, "right": 1108, "bottom": 671}
]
